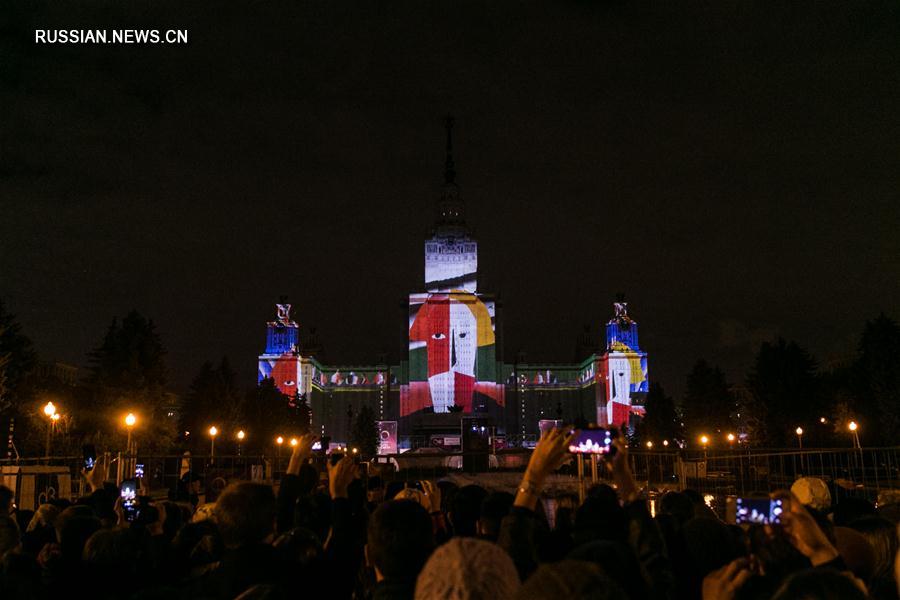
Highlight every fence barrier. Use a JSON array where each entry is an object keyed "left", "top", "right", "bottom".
[{"left": 3, "top": 447, "right": 898, "bottom": 513}]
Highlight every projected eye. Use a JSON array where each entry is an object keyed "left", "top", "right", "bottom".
[
  {"left": 458, "top": 332, "right": 467, "bottom": 338},
  {"left": 283, "top": 380, "right": 296, "bottom": 386},
  {"left": 432, "top": 333, "right": 446, "bottom": 340}
]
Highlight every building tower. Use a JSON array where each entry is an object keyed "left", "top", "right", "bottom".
[
  {"left": 598, "top": 297, "right": 648, "bottom": 428},
  {"left": 424, "top": 115, "right": 478, "bottom": 293},
  {"left": 404, "top": 117, "right": 503, "bottom": 417},
  {"left": 258, "top": 302, "right": 304, "bottom": 397}
]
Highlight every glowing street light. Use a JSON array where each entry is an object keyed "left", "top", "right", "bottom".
[
  {"left": 700, "top": 435, "right": 709, "bottom": 446},
  {"left": 819, "top": 417, "right": 827, "bottom": 424},
  {"left": 209, "top": 426, "right": 218, "bottom": 458},
  {"left": 662, "top": 440, "right": 669, "bottom": 447},
  {"left": 726, "top": 433, "right": 735, "bottom": 448},
  {"left": 646, "top": 441, "right": 653, "bottom": 449},
  {"left": 795, "top": 427, "right": 803, "bottom": 449},
  {"left": 276, "top": 436, "right": 284, "bottom": 445},
  {"left": 236, "top": 429, "right": 245, "bottom": 456},
  {"left": 43, "top": 402, "right": 59, "bottom": 458},
  {"left": 848, "top": 421, "right": 860, "bottom": 449},
  {"left": 290, "top": 438, "right": 298, "bottom": 447}
]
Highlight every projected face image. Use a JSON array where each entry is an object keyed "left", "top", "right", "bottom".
[
  {"left": 261, "top": 355, "right": 300, "bottom": 396},
  {"left": 408, "top": 292, "right": 494, "bottom": 413}
]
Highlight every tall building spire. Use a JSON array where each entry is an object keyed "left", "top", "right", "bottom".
[
  {"left": 436, "top": 114, "right": 465, "bottom": 232},
  {"left": 425, "top": 115, "right": 477, "bottom": 292},
  {"left": 444, "top": 114, "right": 456, "bottom": 184}
]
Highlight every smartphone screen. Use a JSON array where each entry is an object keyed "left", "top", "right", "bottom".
[
  {"left": 135, "top": 463, "right": 145, "bottom": 479},
  {"left": 121, "top": 479, "right": 138, "bottom": 522},
  {"left": 83, "top": 444, "right": 97, "bottom": 471},
  {"left": 567, "top": 427, "right": 615, "bottom": 455},
  {"left": 735, "top": 497, "right": 784, "bottom": 524}
]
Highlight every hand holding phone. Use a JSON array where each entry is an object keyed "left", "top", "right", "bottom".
[
  {"left": 735, "top": 497, "right": 784, "bottom": 524},
  {"left": 567, "top": 426, "right": 617, "bottom": 456},
  {"left": 120, "top": 479, "right": 138, "bottom": 522},
  {"left": 82, "top": 444, "right": 97, "bottom": 471}
]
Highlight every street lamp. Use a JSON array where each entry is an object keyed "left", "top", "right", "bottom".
[
  {"left": 290, "top": 438, "right": 298, "bottom": 447},
  {"left": 43, "top": 402, "right": 58, "bottom": 458},
  {"left": 848, "top": 421, "right": 860, "bottom": 449},
  {"left": 209, "top": 426, "right": 218, "bottom": 458},
  {"left": 236, "top": 430, "right": 245, "bottom": 456},
  {"left": 726, "top": 433, "right": 735, "bottom": 448},
  {"left": 662, "top": 440, "right": 669, "bottom": 448},
  {"left": 124, "top": 413, "right": 137, "bottom": 454},
  {"left": 700, "top": 435, "right": 709, "bottom": 446},
  {"left": 795, "top": 427, "right": 803, "bottom": 449},
  {"left": 646, "top": 441, "right": 653, "bottom": 449}
]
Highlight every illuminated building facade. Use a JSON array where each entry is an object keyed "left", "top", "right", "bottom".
[{"left": 258, "top": 119, "right": 649, "bottom": 447}]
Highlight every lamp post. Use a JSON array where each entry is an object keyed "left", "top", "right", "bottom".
[
  {"left": 209, "top": 426, "right": 218, "bottom": 459},
  {"left": 848, "top": 421, "right": 860, "bottom": 449},
  {"left": 237, "top": 430, "right": 245, "bottom": 456},
  {"left": 276, "top": 436, "right": 283, "bottom": 473},
  {"left": 700, "top": 435, "right": 709, "bottom": 460},
  {"left": 726, "top": 433, "right": 735, "bottom": 449},
  {"left": 43, "top": 402, "right": 57, "bottom": 458},
  {"left": 795, "top": 427, "right": 803, "bottom": 449},
  {"left": 124, "top": 413, "right": 137, "bottom": 454}
]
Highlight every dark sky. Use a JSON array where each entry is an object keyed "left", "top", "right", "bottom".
[{"left": 2, "top": 0, "right": 899, "bottom": 400}]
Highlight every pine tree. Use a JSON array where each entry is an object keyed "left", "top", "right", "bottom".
[
  {"left": 179, "top": 357, "right": 242, "bottom": 452},
  {"left": 681, "top": 359, "right": 733, "bottom": 444},
  {"left": 0, "top": 300, "right": 37, "bottom": 416},
  {"left": 856, "top": 314, "right": 900, "bottom": 444},
  {"left": 638, "top": 382, "right": 684, "bottom": 445},
  {"left": 747, "top": 338, "right": 818, "bottom": 446},
  {"left": 79, "top": 310, "right": 175, "bottom": 452},
  {"left": 87, "top": 311, "right": 166, "bottom": 389}
]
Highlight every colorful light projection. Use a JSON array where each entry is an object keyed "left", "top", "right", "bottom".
[
  {"left": 425, "top": 238, "right": 478, "bottom": 293},
  {"left": 311, "top": 367, "right": 395, "bottom": 387},
  {"left": 600, "top": 300, "right": 648, "bottom": 426},
  {"left": 258, "top": 303, "right": 304, "bottom": 397},
  {"left": 403, "top": 292, "right": 503, "bottom": 415}
]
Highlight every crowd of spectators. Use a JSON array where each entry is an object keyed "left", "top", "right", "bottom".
[{"left": 0, "top": 428, "right": 897, "bottom": 600}]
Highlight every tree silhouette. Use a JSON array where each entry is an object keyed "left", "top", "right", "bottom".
[
  {"left": 855, "top": 314, "right": 900, "bottom": 444},
  {"left": 638, "top": 382, "right": 683, "bottom": 445},
  {"left": 747, "top": 338, "right": 818, "bottom": 446},
  {"left": 682, "top": 359, "right": 733, "bottom": 444},
  {"left": 179, "top": 357, "right": 242, "bottom": 452},
  {"left": 80, "top": 311, "right": 176, "bottom": 452},
  {"left": 0, "top": 299, "right": 36, "bottom": 417},
  {"left": 87, "top": 311, "right": 166, "bottom": 389}
]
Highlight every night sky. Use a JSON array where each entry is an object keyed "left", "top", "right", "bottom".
[{"left": 3, "top": 1, "right": 899, "bottom": 399}]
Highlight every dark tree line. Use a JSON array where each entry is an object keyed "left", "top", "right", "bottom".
[{"left": 640, "top": 313, "right": 900, "bottom": 448}]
